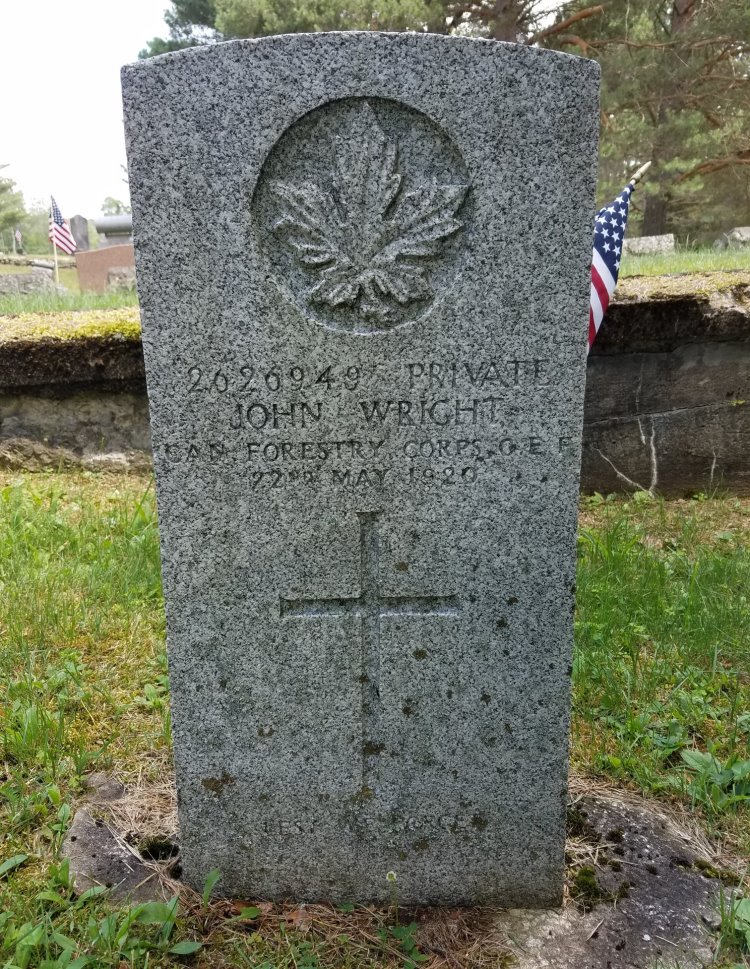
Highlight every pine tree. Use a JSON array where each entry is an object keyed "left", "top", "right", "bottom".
[{"left": 550, "top": 0, "right": 750, "bottom": 239}]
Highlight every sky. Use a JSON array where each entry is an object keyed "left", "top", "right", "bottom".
[{"left": 0, "top": 0, "right": 168, "bottom": 218}]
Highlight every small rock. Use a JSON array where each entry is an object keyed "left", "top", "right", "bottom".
[
  {"left": 701, "top": 913, "right": 722, "bottom": 932},
  {"left": 81, "top": 452, "right": 132, "bottom": 471},
  {"left": 83, "top": 773, "right": 125, "bottom": 804},
  {"left": 61, "top": 808, "right": 170, "bottom": 903}
]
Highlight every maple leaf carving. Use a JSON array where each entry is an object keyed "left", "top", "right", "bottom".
[{"left": 270, "top": 101, "right": 469, "bottom": 326}]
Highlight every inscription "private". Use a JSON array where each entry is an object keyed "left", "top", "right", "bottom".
[{"left": 407, "top": 358, "right": 551, "bottom": 390}]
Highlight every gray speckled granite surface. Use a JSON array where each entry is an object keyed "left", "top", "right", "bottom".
[{"left": 122, "top": 32, "right": 599, "bottom": 905}]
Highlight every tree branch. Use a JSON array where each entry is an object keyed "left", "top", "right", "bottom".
[
  {"left": 556, "top": 33, "right": 597, "bottom": 54},
  {"left": 677, "top": 153, "right": 750, "bottom": 181},
  {"left": 527, "top": 4, "right": 604, "bottom": 45}
]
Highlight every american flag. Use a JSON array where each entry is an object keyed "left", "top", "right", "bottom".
[
  {"left": 589, "top": 164, "right": 649, "bottom": 352},
  {"left": 48, "top": 197, "right": 77, "bottom": 255}
]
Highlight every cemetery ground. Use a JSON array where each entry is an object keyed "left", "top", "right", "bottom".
[
  {"left": 1, "top": 247, "right": 749, "bottom": 319},
  {"left": 0, "top": 470, "right": 748, "bottom": 968}
]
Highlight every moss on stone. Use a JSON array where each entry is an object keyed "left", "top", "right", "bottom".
[
  {"left": 570, "top": 866, "right": 603, "bottom": 910},
  {"left": 615, "top": 269, "right": 750, "bottom": 303},
  {"left": 693, "top": 857, "right": 740, "bottom": 885},
  {"left": 0, "top": 308, "right": 141, "bottom": 344}
]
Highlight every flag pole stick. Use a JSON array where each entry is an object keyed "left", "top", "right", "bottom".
[
  {"left": 629, "top": 161, "right": 652, "bottom": 188},
  {"left": 50, "top": 197, "right": 59, "bottom": 286}
]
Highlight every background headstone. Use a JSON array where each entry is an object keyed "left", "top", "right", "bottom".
[
  {"left": 0, "top": 268, "right": 62, "bottom": 295},
  {"left": 70, "top": 215, "right": 90, "bottom": 252},
  {"left": 76, "top": 243, "right": 135, "bottom": 293},
  {"left": 123, "top": 34, "right": 599, "bottom": 906},
  {"left": 107, "top": 266, "right": 137, "bottom": 292},
  {"left": 622, "top": 233, "right": 675, "bottom": 256}
]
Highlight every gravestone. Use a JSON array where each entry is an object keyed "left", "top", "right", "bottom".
[
  {"left": 622, "top": 233, "right": 675, "bottom": 257},
  {"left": 76, "top": 244, "right": 135, "bottom": 293},
  {"left": 70, "top": 215, "right": 90, "bottom": 252},
  {"left": 122, "top": 33, "right": 599, "bottom": 906}
]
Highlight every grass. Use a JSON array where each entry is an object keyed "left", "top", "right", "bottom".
[
  {"left": 0, "top": 261, "right": 138, "bottom": 315},
  {"left": 574, "top": 493, "right": 750, "bottom": 845},
  {"left": 620, "top": 246, "right": 750, "bottom": 278},
  {"left": 0, "top": 473, "right": 748, "bottom": 967},
  {"left": 0, "top": 290, "right": 138, "bottom": 317}
]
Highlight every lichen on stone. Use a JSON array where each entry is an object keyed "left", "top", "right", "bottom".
[{"left": 0, "top": 308, "right": 141, "bottom": 344}]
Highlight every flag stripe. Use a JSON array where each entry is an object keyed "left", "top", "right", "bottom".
[
  {"left": 592, "top": 248, "right": 617, "bottom": 294},
  {"left": 589, "top": 181, "right": 635, "bottom": 352},
  {"left": 589, "top": 279, "right": 604, "bottom": 330},
  {"left": 49, "top": 196, "right": 77, "bottom": 256},
  {"left": 591, "top": 266, "right": 610, "bottom": 319}
]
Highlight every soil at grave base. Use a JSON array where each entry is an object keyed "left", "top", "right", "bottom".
[{"left": 62, "top": 773, "right": 739, "bottom": 969}]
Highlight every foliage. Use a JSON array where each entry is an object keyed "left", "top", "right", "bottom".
[
  {"left": 14, "top": 205, "right": 53, "bottom": 255},
  {"left": 139, "top": 0, "right": 569, "bottom": 55},
  {"left": 139, "top": 0, "right": 219, "bottom": 57},
  {"left": 100, "top": 197, "right": 131, "bottom": 217},
  {"left": 551, "top": 0, "right": 750, "bottom": 240},
  {"left": 0, "top": 166, "right": 25, "bottom": 240},
  {"left": 216, "top": 0, "right": 439, "bottom": 35}
]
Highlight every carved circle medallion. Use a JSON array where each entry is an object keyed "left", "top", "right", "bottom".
[{"left": 251, "top": 97, "right": 472, "bottom": 334}]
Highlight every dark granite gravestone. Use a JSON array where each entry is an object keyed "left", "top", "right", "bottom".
[
  {"left": 70, "top": 215, "right": 90, "bottom": 252},
  {"left": 122, "top": 33, "right": 599, "bottom": 906}
]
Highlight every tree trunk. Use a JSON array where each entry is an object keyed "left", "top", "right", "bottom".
[
  {"left": 642, "top": 191, "right": 669, "bottom": 236},
  {"left": 642, "top": 2, "right": 699, "bottom": 235},
  {"left": 488, "top": 0, "right": 523, "bottom": 42},
  {"left": 671, "top": 0, "right": 699, "bottom": 35}
]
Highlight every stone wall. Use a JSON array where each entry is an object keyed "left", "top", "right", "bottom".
[
  {"left": 0, "top": 330, "right": 150, "bottom": 471},
  {"left": 0, "top": 271, "right": 748, "bottom": 495},
  {"left": 584, "top": 272, "right": 750, "bottom": 495}
]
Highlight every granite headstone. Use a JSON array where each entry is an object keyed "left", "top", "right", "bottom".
[
  {"left": 122, "top": 33, "right": 599, "bottom": 906},
  {"left": 70, "top": 215, "right": 90, "bottom": 252},
  {"left": 622, "top": 233, "right": 675, "bottom": 257}
]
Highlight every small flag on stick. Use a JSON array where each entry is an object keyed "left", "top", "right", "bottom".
[
  {"left": 589, "top": 161, "right": 651, "bottom": 352},
  {"left": 48, "top": 197, "right": 77, "bottom": 255}
]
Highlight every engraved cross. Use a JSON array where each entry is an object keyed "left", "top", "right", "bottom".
[{"left": 280, "top": 511, "right": 460, "bottom": 789}]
